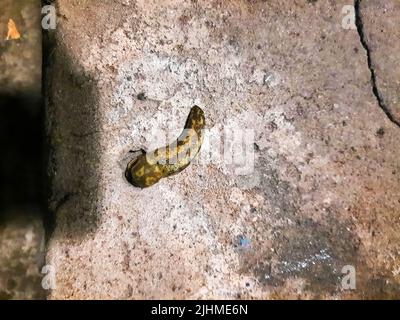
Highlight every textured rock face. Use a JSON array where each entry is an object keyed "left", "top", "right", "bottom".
[
  {"left": 0, "top": 0, "right": 42, "bottom": 95},
  {"left": 45, "top": 0, "right": 400, "bottom": 299},
  {"left": 0, "top": 211, "right": 45, "bottom": 300},
  {"left": 0, "top": 0, "right": 45, "bottom": 300},
  {"left": 358, "top": 0, "right": 400, "bottom": 126}
]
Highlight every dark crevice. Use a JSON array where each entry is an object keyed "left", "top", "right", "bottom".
[
  {"left": 354, "top": 0, "right": 400, "bottom": 128},
  {"left": 42, "top": 40, "right": 55, "bottom": 247}
]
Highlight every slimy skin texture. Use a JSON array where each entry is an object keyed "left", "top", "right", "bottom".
[{"left": 125, "top": 105, "right": 205, "bottom": 188}]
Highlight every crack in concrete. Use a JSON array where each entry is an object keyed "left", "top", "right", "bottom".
[{"left": 354, "top": 0, "right": 400, "bottom": 128}]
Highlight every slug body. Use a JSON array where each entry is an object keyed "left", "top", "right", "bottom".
[{"left": 125, "top": 105, "right": 205, "bottom": 188}]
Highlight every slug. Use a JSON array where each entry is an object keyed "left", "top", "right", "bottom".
[{"left": 125, "top": 105, "right": 205, "bottom": 188}]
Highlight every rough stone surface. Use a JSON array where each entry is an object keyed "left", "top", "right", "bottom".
[
  {"left": 0, "top": 209, "right": 46, "bottom": 300},
  {"left": 359, "top": 0, "right": 400, "bottom": 126},
  {"left": 45, "top": 0, "right": 400, "bottom": 299},
  {"left": 0, "top": 0, "right": 46, "bottom": 300},
  {"left": 0, "top": 0, "right": 42, "bottom": 95}
]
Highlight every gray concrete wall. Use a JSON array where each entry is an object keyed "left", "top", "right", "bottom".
[{"left": 43, "top": 0, "right": 400, "bottom": 299}]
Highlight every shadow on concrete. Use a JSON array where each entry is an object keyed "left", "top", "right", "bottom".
[
  {"left": 42, "top": 29, "right": 102, "bottom": 241},
  {"left": 0, "top": 92, "right": 46, "bottom": 222},
  {"left": 0, "top": 91, "right": 47, "bottom": 300}
]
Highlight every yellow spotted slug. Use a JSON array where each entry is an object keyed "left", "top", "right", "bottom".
[{"left": 125, "top": 105, "right": 205, "bottom": 188}]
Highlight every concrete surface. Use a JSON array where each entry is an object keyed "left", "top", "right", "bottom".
[
  {"left": 44, "top": 0, "right": 400, "bottom": 299},
  {"left": 357, "top": 0, "right": 400, "bottom": 126},
  {"left": 0, "top": 209, "right": 45, "bottom": 300},
  {"left": 0, "top": 0, "right": 42, "bottom": 95},
  {"left": 0, "top": 0, "right": 46, "bottom": 300}
]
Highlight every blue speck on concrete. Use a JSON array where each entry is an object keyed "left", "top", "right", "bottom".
[{"left": 238, "top": 236, "right": 251, "bottom": 248}]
